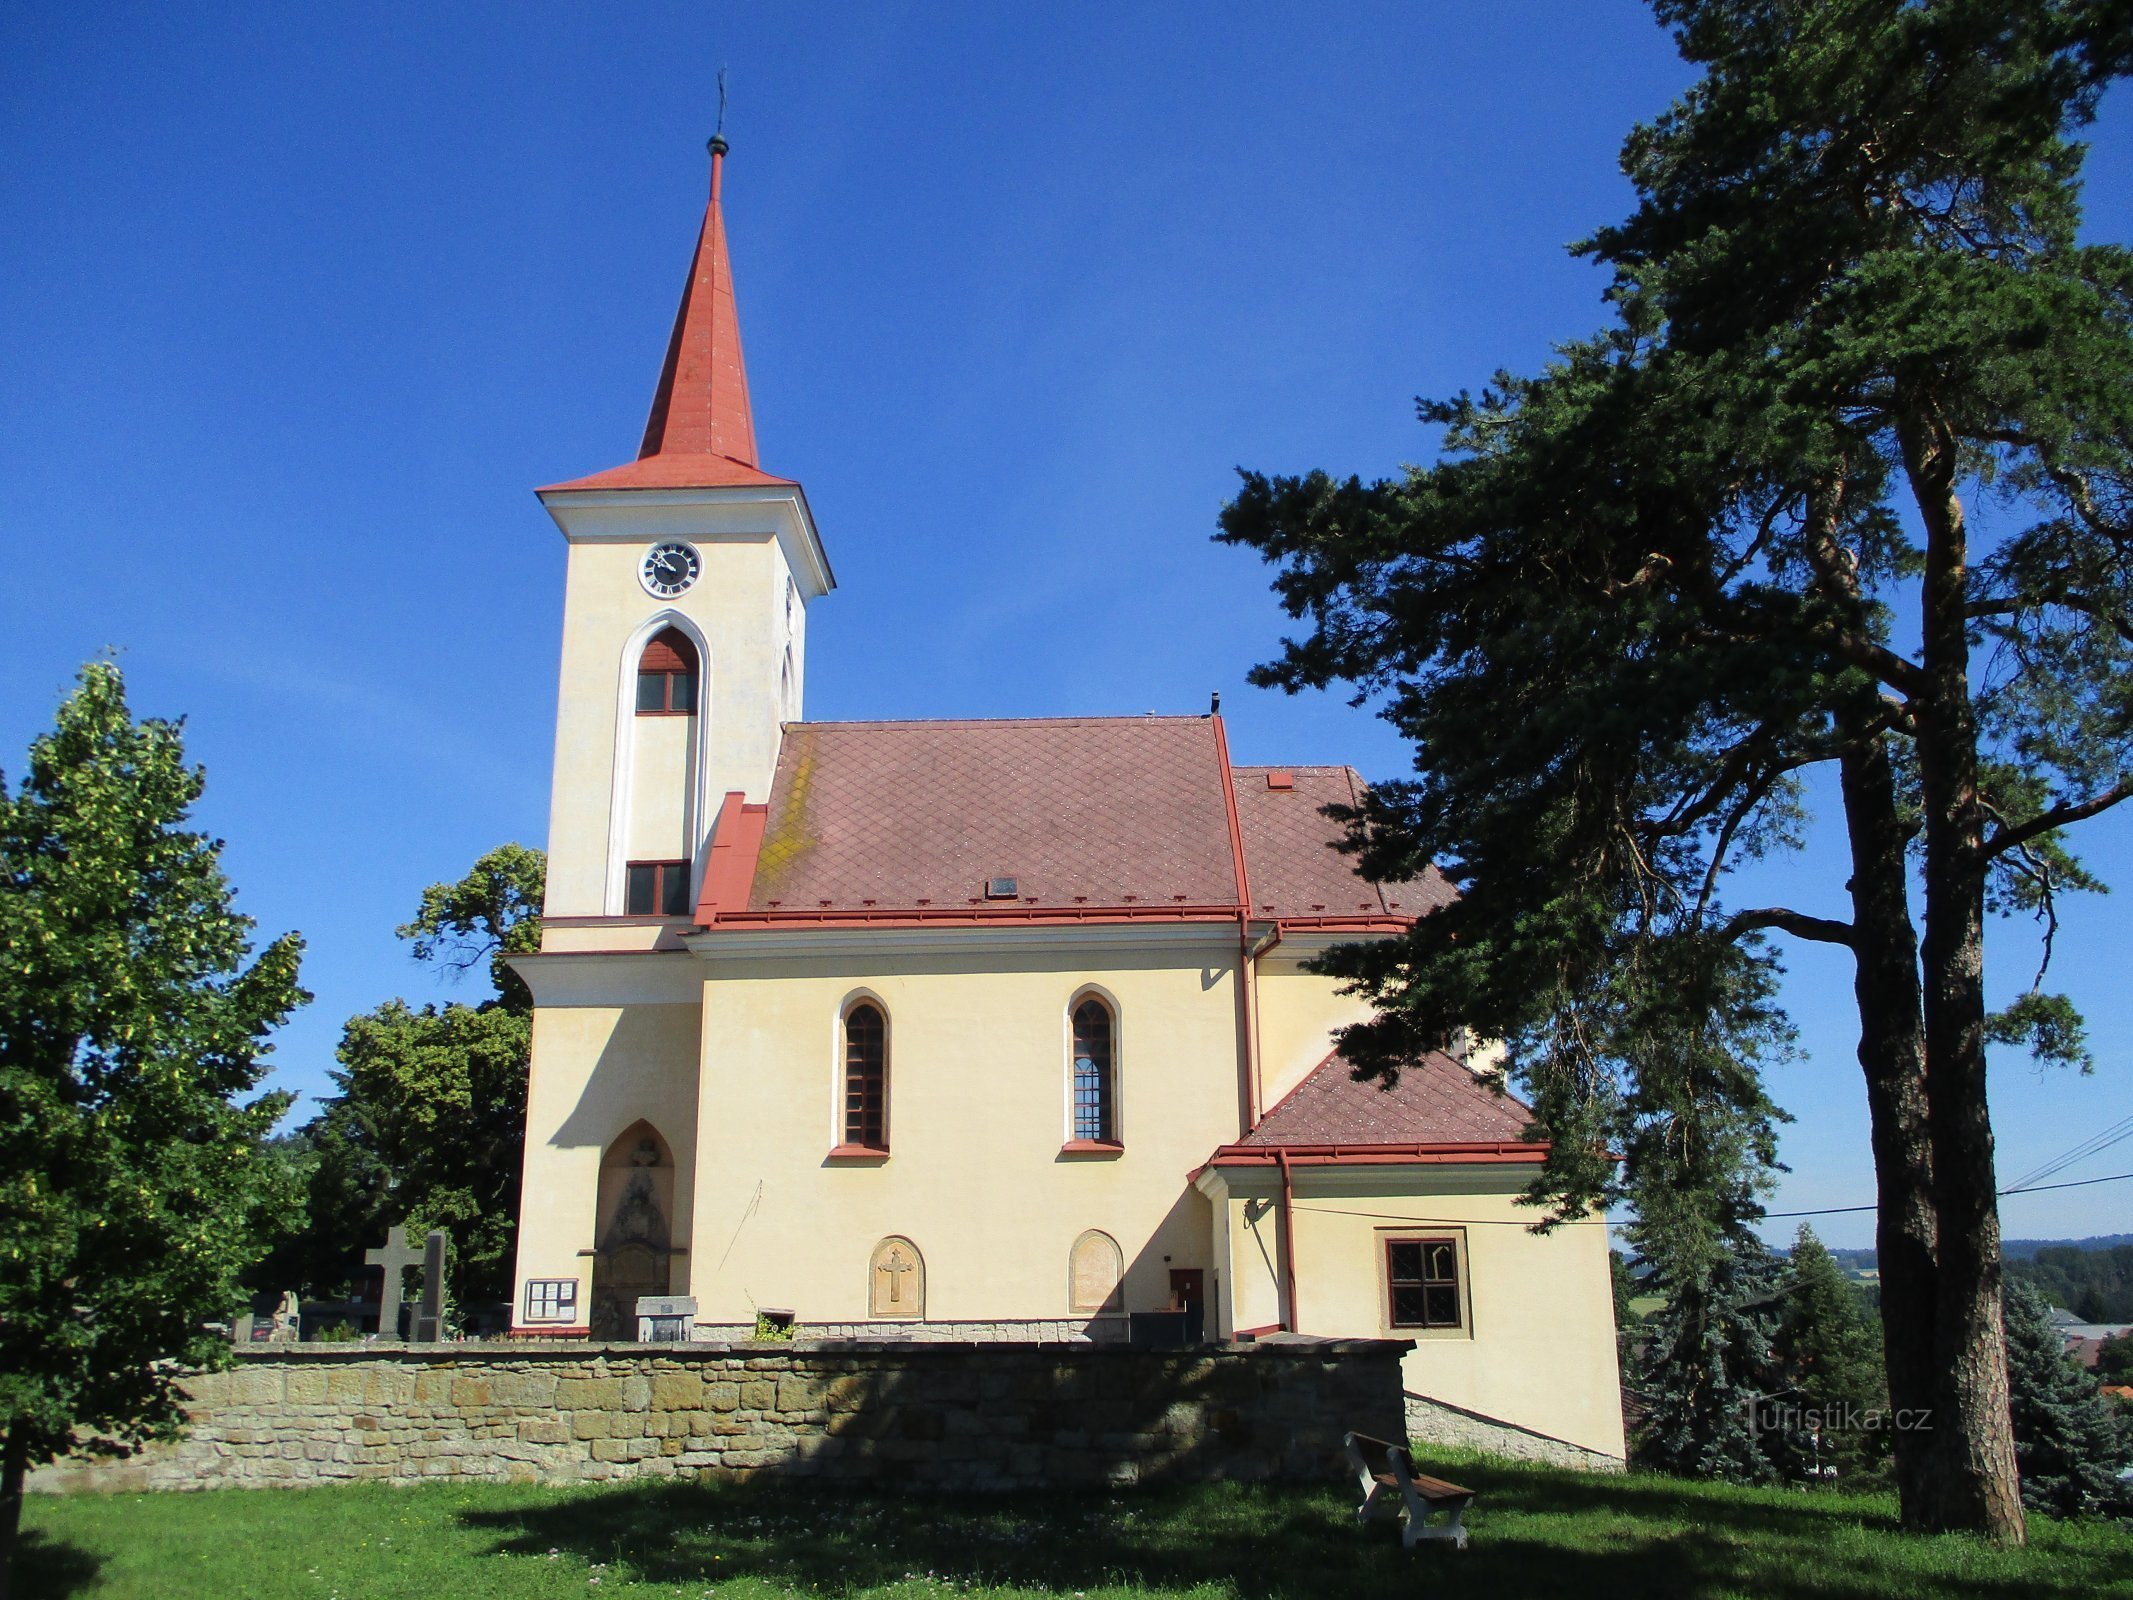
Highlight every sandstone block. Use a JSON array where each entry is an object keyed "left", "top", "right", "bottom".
[{"left": 650, "top": 1372, "right": 702, "bottom": 1411}]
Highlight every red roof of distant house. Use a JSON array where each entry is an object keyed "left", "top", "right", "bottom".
[
  {"left": 541, "top": 140, "right": 785, "bottom": 497},
  {"left": 695, "top": 716, "right": 1441, "bottom": 929},
  {"left": 1231, "top": 1047, "right": 1536, "bottom": 1149}
]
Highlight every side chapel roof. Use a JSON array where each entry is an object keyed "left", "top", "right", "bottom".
[{"left": 1237, "top": 1048, "right": 1535, "bottom": 1148}]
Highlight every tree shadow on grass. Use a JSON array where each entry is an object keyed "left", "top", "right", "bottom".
[
  {"left": 12, "top": 1529, "right": 104, "bottom": 1600},
  {"left": 458, "top": 1475, "right": 2131, "bottom": 1600}
]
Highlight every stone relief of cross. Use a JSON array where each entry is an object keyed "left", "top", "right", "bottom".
[
  {"left": 364, "top": 1224, "right": 424, "bottom": 1337},
  {"left": 882, "top": 1249, "right": 913, "bottom": 1305}
]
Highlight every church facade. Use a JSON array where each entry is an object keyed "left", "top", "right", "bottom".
[{"left": 508, "top": 138, "right": 1625, "bottom": 1465}]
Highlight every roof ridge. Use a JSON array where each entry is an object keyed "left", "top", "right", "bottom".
[{"left": 787, "top": 715, "right": 1220, "bottom": 730}]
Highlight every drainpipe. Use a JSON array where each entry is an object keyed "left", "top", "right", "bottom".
[
  {"left": 1245, "top": 921, "right": 1282, "bottom": 1130},
  {"left": 1276, "top": 1148, "right": 1299, "bottom": 1333}
]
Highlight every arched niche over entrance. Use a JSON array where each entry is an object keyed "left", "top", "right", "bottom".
[
  {"left": 868, "top": 1236, "right": 925, "bottom": 1320},
  {"left": 590, "top": 1121, "right": 674, "bottom": 1340}
]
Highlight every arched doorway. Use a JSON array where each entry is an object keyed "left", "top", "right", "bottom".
[{"left": 590, "top": 1121, "right": 674, "bottom": 1340}]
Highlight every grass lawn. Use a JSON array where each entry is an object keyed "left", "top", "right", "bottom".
[{"left": 18, "top": 1450, "right": 2133, "bottom": 1600}]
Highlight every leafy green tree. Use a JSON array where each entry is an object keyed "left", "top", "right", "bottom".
[
  {"left": 0, "top": 663, "right": 305, "bottom": 1600},
  {"left": 1219, "top": 0, "right": 2133, "bottom": 1539},
  {"left": 297, "top": 845, "right": 543, "bottom": 1309},
  {"left": 2095, "top": 1331, "right": 2133, "bottom": 1385},
  {"left": 1776, "top": 1225, "right": 1889, "bottom": 1479},
  {"left": 2004, "top": 1279, "right": 2131, "bottom": 1516}
]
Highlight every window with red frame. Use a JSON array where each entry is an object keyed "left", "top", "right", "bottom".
[
  {"left": 635, "top": 628, "right": 699, "bottom": 714},
  {"left": 625, "top": 860, "right": 691, "bottom": 917},
  {"left": 843, "top": 1001, "right": 887, "bottom": 1150}
]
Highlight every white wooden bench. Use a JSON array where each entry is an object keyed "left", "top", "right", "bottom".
[{"left": 1344, "top": 1431, "right": 1474, "bottom": 1550}]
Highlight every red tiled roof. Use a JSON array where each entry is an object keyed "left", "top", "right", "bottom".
[
  {"left": 542, "top": 142, "right": 783, "bottom": 498},
  {"left": 1232, "top": 765, "right": 1456, "bottom": 921},
  {"left": 1237, "top": 1048, "right": 1534, "bottom": 1147},
  {"left": 743, "top": 717, "right": 1240, "bottom": 916},
  {"left": 698, "top": 717, "right": 1424, "bottom": 927}
]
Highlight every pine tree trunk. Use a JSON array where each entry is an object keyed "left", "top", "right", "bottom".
[
  {"left": 1837, "top": 730, "right": 1940, "bottom": 1523},
  {"left": 0, "top": 1424, "right": 27, "bottom": 1600},
  {"left": 1904, "top": 413, "right": 2026, "bottom": 1545}
]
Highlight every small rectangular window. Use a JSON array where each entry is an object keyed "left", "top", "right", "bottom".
[
  {"left": 635, "top": 674, "right": 668, "bottom": 714},
  {"left": 1386, "top": 1237, "right": 1463, "bottom": 1330},
  {"left": 669, "top": 672, "right": 697, "bottom": 713},
  {"left": 625, "top": 860, "right": 690, "bottom": 917}
]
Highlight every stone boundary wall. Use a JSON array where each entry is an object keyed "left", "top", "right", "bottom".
[
  {"left": 1404, "top": 1390, "right": 1624, "bottom": 1472},
  {"left": 31, "top": 1339, "right": 1408, "bottom": 1495},
  {"left": 686, "top": 1319, "right": 1128, "bottom": 1344}
]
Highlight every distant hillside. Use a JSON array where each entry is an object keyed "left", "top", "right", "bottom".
[
  {"left": 2004, "top": 1234, "right": 2133, "bottom": 1259},
  {"left": 1825, "top": 1234, "right": 2132, "bottom": 1278}
]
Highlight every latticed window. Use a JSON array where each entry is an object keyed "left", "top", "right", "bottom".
[
  {"left": 843, "top": 1001, "right": 887, "bottom": 1150},
  {"left": 635, "top": 627, "right": 699, "bottom": 714},
  {"left": 1386, "top": 1238, "right": 1462, "bottom": 1329},
  {"left": 1072, "top": 997, "right": 1115, "bottom": 1143}
]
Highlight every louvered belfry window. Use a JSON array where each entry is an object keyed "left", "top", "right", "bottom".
[
  {"left": 1072, "top": 997, "right": 1115, "bottom": 1143},
  {"left": 635, "top": 628, "right": 699, "bottom": 714},
  {"left": 843, "top": 1002, "right": 887, "bottom": 1150}
]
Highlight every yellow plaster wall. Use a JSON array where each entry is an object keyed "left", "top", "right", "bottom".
[
  {"left": 1254, "top": 964, "right": 1379, "bottom": 1113},
  {"left": 1222, "top": 1179, "right": 1624, "bottom": 1458},
  {"left": 688, "top": 941, "right": 1253, "bottom": 1325},
  {"left": 626, "top": 715, "right": 697, "bottom": 862},
  {"left": 512, "top": 1001, "right": 703, "bottom": 1312}
]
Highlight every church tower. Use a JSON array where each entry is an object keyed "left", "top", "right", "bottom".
[{"left": 535, "top": 138, "right": 833, "bottom": 920}]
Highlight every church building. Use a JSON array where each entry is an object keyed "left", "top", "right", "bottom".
[{"left": 509, "top": 137, "right": 1625, "bottom": 1466}]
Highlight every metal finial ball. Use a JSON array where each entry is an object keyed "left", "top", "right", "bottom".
[{"left": 708, "top": 133, "right": 730, "bottom": 158}]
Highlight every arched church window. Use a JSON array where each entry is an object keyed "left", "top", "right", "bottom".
[
  {"left": 1068, "top": 1229, "right": 1124, "bottom": 1315},
  {"left": 842, "top": 1000, "right": 888, "bottom": 1151},
  {"left": 635, "top": 627, "right": 699, "bottom": 715},
  {"left": 869, "top": 1236, "right": 924, "bottom": 1319},
  {"left": 1071, "top": 995, "right": 1117, "bottom": 1144}
]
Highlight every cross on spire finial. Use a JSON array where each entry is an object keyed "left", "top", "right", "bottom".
[{"left": 708, "top": 65, "right": 729, "bottom": 160}]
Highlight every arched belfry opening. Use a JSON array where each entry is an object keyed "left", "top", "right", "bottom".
[{"left": 590, "top": 1121, "right": 675, "bottom": 1339}]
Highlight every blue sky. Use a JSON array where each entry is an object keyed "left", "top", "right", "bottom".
[{"left": 4, "top": 2, "right": 2128, "bottom": 1248}]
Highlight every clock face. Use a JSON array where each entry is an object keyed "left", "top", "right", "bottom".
[{"left": 640, "top": 542, "right": 701, "bottom": 599}]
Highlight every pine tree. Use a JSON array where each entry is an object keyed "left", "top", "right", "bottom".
[
  {"left": 2004, "top": 1279, "right": 2131, "bottom": 1517},
  {"left": 0, "top": 663, "right": 306, "bottom": 1600},
  {"left": 1218, "top": 0, "right": 2133, "bottom": 1539}
]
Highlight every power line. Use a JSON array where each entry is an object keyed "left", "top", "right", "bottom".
[
  {"left": 1763, "top": 1168, "right": 2133, "bottom": 1220},
  {"left": 2004, "top": 1112, "right": 2133, "bottom": 1194}
]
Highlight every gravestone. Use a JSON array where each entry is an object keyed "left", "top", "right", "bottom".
[
  {"left": 411, "top": 1229, "right": 448, "bottom": 1342},
  {"left": 266, "top": 1290, "right": 300, "bottom": 1343},
  {"left": 364, "top": 1224, "right": 424, "bottom": 1339},
  {"left": 635, "top": 1294, "right": 698, "bottom": 1342}
]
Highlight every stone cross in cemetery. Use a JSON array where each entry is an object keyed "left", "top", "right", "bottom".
[
  {"left": 364, "top": 1224, "right": 425, "bottom": 1338},
  {"left": 411, "top": 1229, "right": 449, "bottom": 1342}
]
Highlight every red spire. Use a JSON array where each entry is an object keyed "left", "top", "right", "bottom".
[
  {"left": 638, "top": 135, "right": 757, "bottom": 465},
  {"left": 542, "top": 136, "right": 793, "bottom": 494}
]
